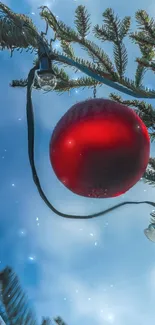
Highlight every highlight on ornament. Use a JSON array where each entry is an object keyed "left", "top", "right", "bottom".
[{"left": 50, "top": 98, "right": 150, "bottom": 198}]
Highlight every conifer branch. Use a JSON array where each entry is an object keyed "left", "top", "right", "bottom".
[
  {"left": 60, "top": 40, "right": 75, "bottom": 58},
  {"left": 0, "top": 2, "right": 39, "bottom": 52},
  {"left": 54, "top": 317, "right": 67, "bottom": 325},
  {"left": 74, "top": 5, "right": 91, "bottom": 39},
  {"left": 143, "top": 169, "right": 155, "bottom": 186},
  {"left": 93, "top": 8, "right": 130, "bottom": 78},
  {"left": 2, "top": 3, "right": 155, "bottom": 98},
  {"left": 135, "top": 10, "right": 155, "bottom": 39},
  {"left": 10, "top": 75, "right": 101, "bottom": 94},
  {"left": 39, "top": 6, "right": 118, "bottom": 79},
  {"left": 0, "top": 267, "right": 38, "bottom": 324},
  {"left": 135, "top": 57, "right": 155, "bottom": 72},
  {"left": 134, "top": 63, "right": 146, "bottom": 88},
  {"left": 109, "top": 93, "right": 155, "bottom": 128}
]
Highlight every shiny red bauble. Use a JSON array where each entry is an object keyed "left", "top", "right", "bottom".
[{"left": 49, "top": 98, "right": 150, "bottom": 198}]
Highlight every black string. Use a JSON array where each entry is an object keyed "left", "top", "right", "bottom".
[{"left": 26, "top": 66, "right": 155, "bottom": 219}]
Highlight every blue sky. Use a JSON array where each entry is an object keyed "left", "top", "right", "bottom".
[{"left": 1, "top": 0, "right": 155, "bottom": 324}]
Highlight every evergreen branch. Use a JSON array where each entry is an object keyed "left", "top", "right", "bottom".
[
  {"left": 130, "top": 31, "right": 155, "bottom": 47},
  {"left": 109, "top": 93, "right": 155, "bottom": 130},
  {"left": 0, "top": 2, "right": 39, "bottom": 51},
  {"left": 50, "top": 49, "right": 155, "bottom": 99},
  {"left": 54, "top": 317, "right": 67, "bottom": 325},
  {"left": 93, "top": 11, "right": 130, "bottom": 41},
  {"left": 143, "top": 169, "right": 155, "bottom": 186},
  {"left": 149, "top": 132, "right": 155, "bottom": 143},
  {"left": 2, "top": 3, "right": 155, "bottom": 99},
  {"left": 134, "top": 63, "right": 146, "bottom": 87},
  {"left": 39, "top": 6, "right": 118, "bottom": 79},
  {"left": 138, "top": 43, "right": 155, "bottom": 59},
  {"left": 113, "top": 41, "right": 128, "bottom": 78},
  {"left": 119, "top": 16, "right": 131, "bottom": 40},
  {"left": 78, "top": 39, "right": 117, "bottom": 78},
  {"left": 133, "top": 44, "right": 155, "bottom": 85},
  {"left": 141, "top": 158, "right": 155, "bottom": 185},
  {"left": 60, "top": 40, "right": 75, "bottom": 58},
  {"left": 10, "top": 75, "right": 101, "bottom": 95},
  {"left": 115, "top": 75, "right": 155, "bottom": 97},
  {"left": 0, "top": 267, "right": 38, "bottom": 325},
  {"left": 52, "top": 64, "right": 70, "bottom": 81},
  {"left": 135, "top": 57, "right": 155, "bottom": 72},
  {"left": 93, "top": 23, "right": 115, "bottom": 41},
  {"left": 2, "top": 3, "right": 155, "bottom": 98},
  {"left": 93, "top": 9, "right": 130, "bottom": 77},
  {"left": 135, "top": 10, "right": 155, "bottom": 38},
  {"left": 0, "top": 303, "right": 10, "bottom": 325},
  {"left": 74, "top": 5, "right": 91, "bottom": 38},
  {"left": 102, "top": 8, "right": 128, "bottom": 77},
  {"left": 148, "top": 157, "right": 155, "bottom": 170}
]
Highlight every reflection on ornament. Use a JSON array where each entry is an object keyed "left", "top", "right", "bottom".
[
  {"left": 49, "top": 98, "right": 150, "bottom": 198},
  {"left": 35, "top": 70, "right": 57, "bottom": 91}
]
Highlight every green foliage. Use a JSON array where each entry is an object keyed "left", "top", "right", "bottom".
[
  {"left": 60, "top": 41, "right": 75, "bottom": 59},
  {"left": 0, "top": 267, "right": 38, "bottom": 325},
  {"left": 74, "top": 5, "right": 91, "bottom": 38},
  {"left": 0, "top": 267, "right": 68, "bottom": 325},
  {"left": 0, "top": 2, "right": 39, "bottom": 52}
]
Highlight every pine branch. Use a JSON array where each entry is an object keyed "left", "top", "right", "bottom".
[
  {"left": 0, "top": 303, "right": 10, "bottom": 325},
  {"left": 130, "top": 31, "right": 155, "bottom": 47},
  {"left": 143, "top": 169, "right": 155, "bottom": 186},
  {"left": 109, "top": 93, "right": 155, "bottom": 131},
  {"left": 1, "top": 3, "right": 155, "bottom": 98},
  {"left": 135, "top": 10, "right": 155, "bottom": 38},
  {"left": 0, "top": 2, "right": 39, "bottom": 52},
  {"left": 130, "top": 11, "right": 155, "bottom": 53},
  {"left": 142, "top": 159, "right": 155, "bottom": 186},
  {"left": 93, "top": 8, "right": 130, "bottom": 78},
  {"left": 54, "top": 317, "right": 67, "bottom": 325},
  {"left": 134, "top": 63, "right": 146, "bottom": 88},
  {"left": 93, "top": 14, "right": 130, "bottom": 41},
  {"left": 10, "top": 75, "right": 101, "bottom": 95},
  {"left": 135, "top": 57, "right": 155, "bottom": 72},
  {"left": 102, "top": 8, "right": 128, "bottom": 78},
  {"left": 74, "top": 5, "right": 91, "bottom": 38},
  {"left": 39, "top": 6, "right": 118, "bottom": 79},
  {"left": 60, "top": 41, "right": 75, "bottom": 58},
  {"left": 0, "top": 267, "right": 38, "bottom": 325}
]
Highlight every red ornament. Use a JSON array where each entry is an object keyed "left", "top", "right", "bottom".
[{"left": 49, "top": 98, "right": 150, "bottom": 198}]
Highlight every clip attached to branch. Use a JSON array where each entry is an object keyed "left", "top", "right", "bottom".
[
  {"left": 35, "top": 55, "right": 57, "bottom": 91},
  {"left": 35, "top": 42, "right": 57, "bottom": 91}
]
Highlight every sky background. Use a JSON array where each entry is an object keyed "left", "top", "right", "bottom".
[{"left": 1, "top": 0, "right": 155, "bottom": 324}]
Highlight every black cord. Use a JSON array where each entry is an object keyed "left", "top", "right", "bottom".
[{"left": 26, "top": 66, "right": 155, "bottom": 219}]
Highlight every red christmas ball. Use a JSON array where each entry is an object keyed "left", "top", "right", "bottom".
[{"left": 49, "top": 98, "right": 150, "bottom": 198}]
